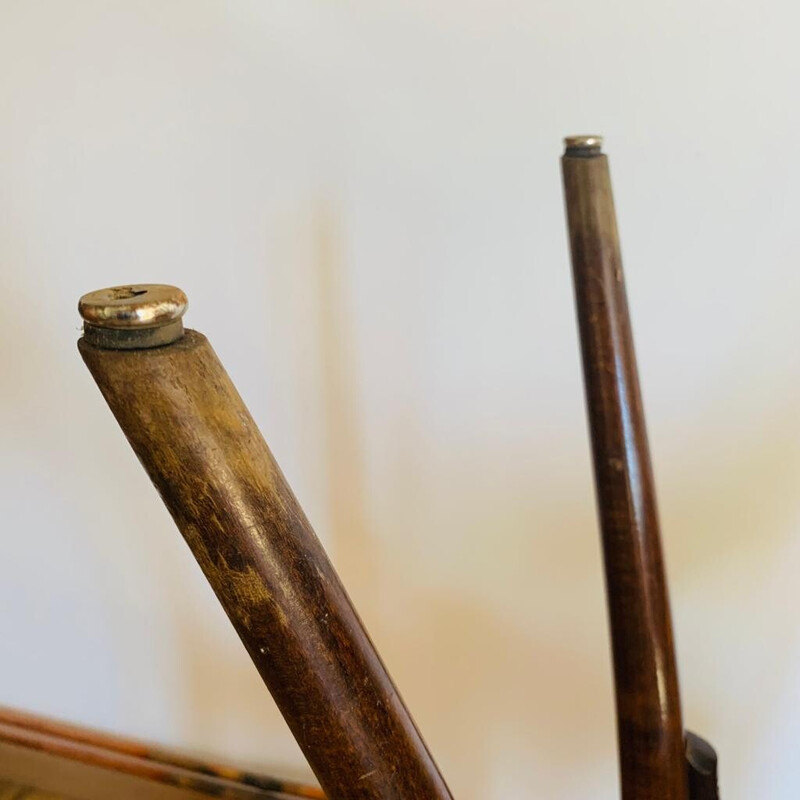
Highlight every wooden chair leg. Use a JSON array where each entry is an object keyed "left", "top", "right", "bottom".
[
  {"left": 562, "top": 136, "right": 716, "bottom": 799},
  {"left": 78, "top": 287, "right": 453, "bottom": 800}
]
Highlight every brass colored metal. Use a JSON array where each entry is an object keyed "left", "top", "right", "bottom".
[
  {"left": 78, "top": 284, "right": 187, "bottom": 349},
  {"left": 563, "top": 135, "right": 604, "bottom": 156},
  {"left": 78, "top": 284, "right": 187, "bottom": 329}
]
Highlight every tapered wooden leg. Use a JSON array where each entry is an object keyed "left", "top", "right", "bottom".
[
  {"left": 562, "top": 138, "right": 688, "bottom": 800},
  {"left": 78, "top": 286, "right": 453, "bottom": 800}
]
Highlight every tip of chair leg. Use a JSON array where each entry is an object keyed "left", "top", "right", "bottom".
[{"left": 685, "top": 731, "right": 719, "bottom": 800}]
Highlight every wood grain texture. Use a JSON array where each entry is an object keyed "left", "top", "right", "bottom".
[
  {"left": 0, "top": 723, "right": 279, "bottom": 799},
  {"left": 562, "top": 149, "right": 687, "bottom": 800},
  {"left": 0, "top": 781, "right": 67, "bottom": 800},
  {"left": 79, "top": 331, "right": 453, "bottom": 800},
  {"left": 0, "top": 737, "right": 280, "bottom": 800},
  {"left": 0, "top": 707, "right": 322, "bottom": 799}
]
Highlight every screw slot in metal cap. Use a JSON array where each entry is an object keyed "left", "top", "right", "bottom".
[
  {"left": 564, "top": 135, "right": 604, "bottom": 155},
  {"left": 79, "top": 284, "right": 188, "bottom": 350}
]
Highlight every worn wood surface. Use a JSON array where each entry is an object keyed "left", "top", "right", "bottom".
[
  {"left": 0, "top": 707, "right": 321, "bottom": 799},
  {"left": 562, "top": 148, "right": 688, "bottom": 799},
  {"left": 0, "top": 781, "right": 66, "bottom": 800},
  {"left": 79, "top": 332, "right": 452, "bottom": 800},
  {"left": 0, "top": 737, "right": 280, "bottom": 800}
]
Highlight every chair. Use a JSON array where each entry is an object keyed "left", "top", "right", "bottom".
[{"left": 1, "top": 137, "right": 718, "bottom": 799}]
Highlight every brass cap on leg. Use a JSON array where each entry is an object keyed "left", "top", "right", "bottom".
[
  {"left": 563, "top": 135, "right": 604, "bottom": 157},
  {"left": 78, "top": 284, "right": 188, "bottom": 349}
]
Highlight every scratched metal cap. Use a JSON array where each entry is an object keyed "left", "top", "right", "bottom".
[
  {"left": 563, "top": 135, "right": 604, "bottom": 156},
  {"left": 79, "top": 284, "right": 188, "bottom": 349}
]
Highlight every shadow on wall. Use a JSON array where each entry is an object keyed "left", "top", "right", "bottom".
[
  {"left": 305, "top": 196, "right": 800, "bottom": 799},
  {"left": 6, "top": 198, "right": 793, "bottom": 798},
  {"left": 309, "top": 199, "right": 618, "bottom": 798}
]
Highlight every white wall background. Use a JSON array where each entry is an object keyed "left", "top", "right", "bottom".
[{"left": 1, "top": 2, "right": 798, "bottom": 798}]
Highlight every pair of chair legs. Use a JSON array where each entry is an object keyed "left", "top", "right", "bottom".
[{"left": 76, "top": 138, "right": 718, "bottom": 799}]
